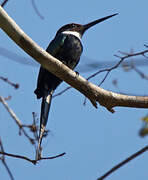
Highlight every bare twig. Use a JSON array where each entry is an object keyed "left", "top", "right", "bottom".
[
  {"left": 2, "top": 160, "right": 14, "bottom": 180},
  {"left": 31, "top": 0, "right": 44, "bottom": 19},
  {"left": 54, "top": 48, "right": 148, "bottom": 98},
  {"left": 132, "top": 65, "right": 148, "bottom": 80},
  {"left": 86, "top": 48, "right": 148, "bottom": 83},
  {"left": 53, "top": 86, "right": 71, "bottom": 98},
  {"left": 0, "top": 76, "right": 19, "bottom": 89},
  {"left": 0, "top": 95, "right": 11, "bottom": 101},
  {"left": 0, "top": 95, "right": 49, "bottom": 155},
  {"left": 40, "top": 152, "right": 66, "bottom": 160},
  {"left": 22, "top": 112, "right": 39, "bottom": 142},
  {"left": 0, "top": 139, "right": 14, "bottom": 180},
  {"left": 0, "top": 150, "right": 66, "bottom": 165},
  {"left": 0, "top": 96, "right": 22, "bottom": 127},
  {"left": 0, "top": 95, "right": 35, "bottom": 144},
  {"left": 55, "top": 48, "right": 148, "bottom": 106},
  {"left": 1, "top": 0, "right": 9, "bottom": 7},
  {"left": 97, "top": 145, "right": 148, "bottom": 180},
  {"left": 31, "top": 112, "right": 39, "bottom": 141}
]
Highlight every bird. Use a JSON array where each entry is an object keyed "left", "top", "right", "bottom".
[{"left": 34, "top": 13, "right": 118, "bottom": 159}]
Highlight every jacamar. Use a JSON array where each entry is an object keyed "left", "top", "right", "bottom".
[{"left": 34, "top": 13, "right": 118, "bottom": 159}]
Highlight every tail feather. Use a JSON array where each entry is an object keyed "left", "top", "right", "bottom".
[{"left": 36, "top": 90, "right": 54, "bottom": 160}]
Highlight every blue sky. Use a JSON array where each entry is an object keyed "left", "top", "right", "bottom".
[{"left": 0, "top": 0, "right": 148, "bottom": 180}]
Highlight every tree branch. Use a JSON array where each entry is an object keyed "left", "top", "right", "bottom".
[
  {"left": 0, "top": 6, "right": 148, "bottom": 112},
  {"left": 0, "top": 138, "right": 14, "bottom": 180},
  {"left": 0, "top": 150, "right": 66, "bottom": 164},
  {"left": 0, "top": 76, "right": 19, "bottom": 89},
  {"left": 97, "top": 145, "right": 148, "bottom": 180},
  {"left": 31, "top": 0, "right": 44, "bottom": 19},
  {"left": 1, "top": 0, "right": 9, "bottom": 7},
  {"left": 0, "top": 95, "right": 35, "bottom": 144}
]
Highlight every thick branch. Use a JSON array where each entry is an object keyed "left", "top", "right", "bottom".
[{"left": 0, "top": 6, "right": 148, "bottom": 111}]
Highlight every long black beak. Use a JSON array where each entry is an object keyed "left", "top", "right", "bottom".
[{"left": 82, "top": 13, "right": 118, "bottom": 34}]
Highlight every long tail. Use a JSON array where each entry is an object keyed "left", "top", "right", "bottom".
[{"left": 36, "top": 90, "right": 54, "bottom": 160}]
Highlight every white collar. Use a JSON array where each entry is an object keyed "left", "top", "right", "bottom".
[{"left": 62, "top": 31, "right": 81, "bottom": 40}]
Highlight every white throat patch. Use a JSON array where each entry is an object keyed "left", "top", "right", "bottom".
[{"left": 62, "top": 31, "right": 81, "bottom": 40}]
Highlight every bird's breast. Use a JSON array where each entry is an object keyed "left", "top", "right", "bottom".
[{"left": 58, "top": 34, "right": 83, "bottom": 67}]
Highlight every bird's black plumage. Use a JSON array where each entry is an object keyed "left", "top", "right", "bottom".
[
  {"left": 34, "top": 33, "right": 83, "bottom": 99},
  {"left": 34, "top": 33, "right": 83, "bottom": 159}
]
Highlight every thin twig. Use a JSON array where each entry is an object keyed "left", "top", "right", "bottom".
[
  {"left": 0, "top": 76, "right": 19, "bottom": 89},
  {"left": 32, "top": 112, "right": 39, "bottom": 142},
  {"left": 0, "top": 95, "right": 11, "bottom": 101},
  {"left": 0, "top": 96, "right": 35, "bottom": 144},
  {"left": 53, "top": 86, "right": 71, "bottom": 98},
  {"left": 97, "top": 145, "right": 148, "bottom": 180},
  {"left": 0, "top": 96, "right": 22, "bottom": 127},
  {"left": 0, "top": 151, "right": 36, "bottom": 164},
  {"left": 54, "top": 47, "right": 148, "bottom": 98},
  {"left": 31, "top": 0, "right": 44, "bottom": 19},
  {"left": 0, "top": 151, "right": 66, "bottom": 164},
  {"left": 54, "top": 47, "right": 148, "bottom": 106},
  {"left": 2, "top": 160, "right": 14, "bottom": 180},
  {"left": 1, "top": 0, "right": 9, "bottom": 7},
  {"left": 132, "top": 65, "right": 148, "bottom": 80},
  {"left": 0, "top": 139, "right": 14, "bottom": 180},
  {"left": 40, "top": 152, "right": 66, "bottom": 160}
]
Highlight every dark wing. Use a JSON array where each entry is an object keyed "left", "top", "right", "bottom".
[{"left": 34, "top": 34, "right": 67, "bottom": 98}]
